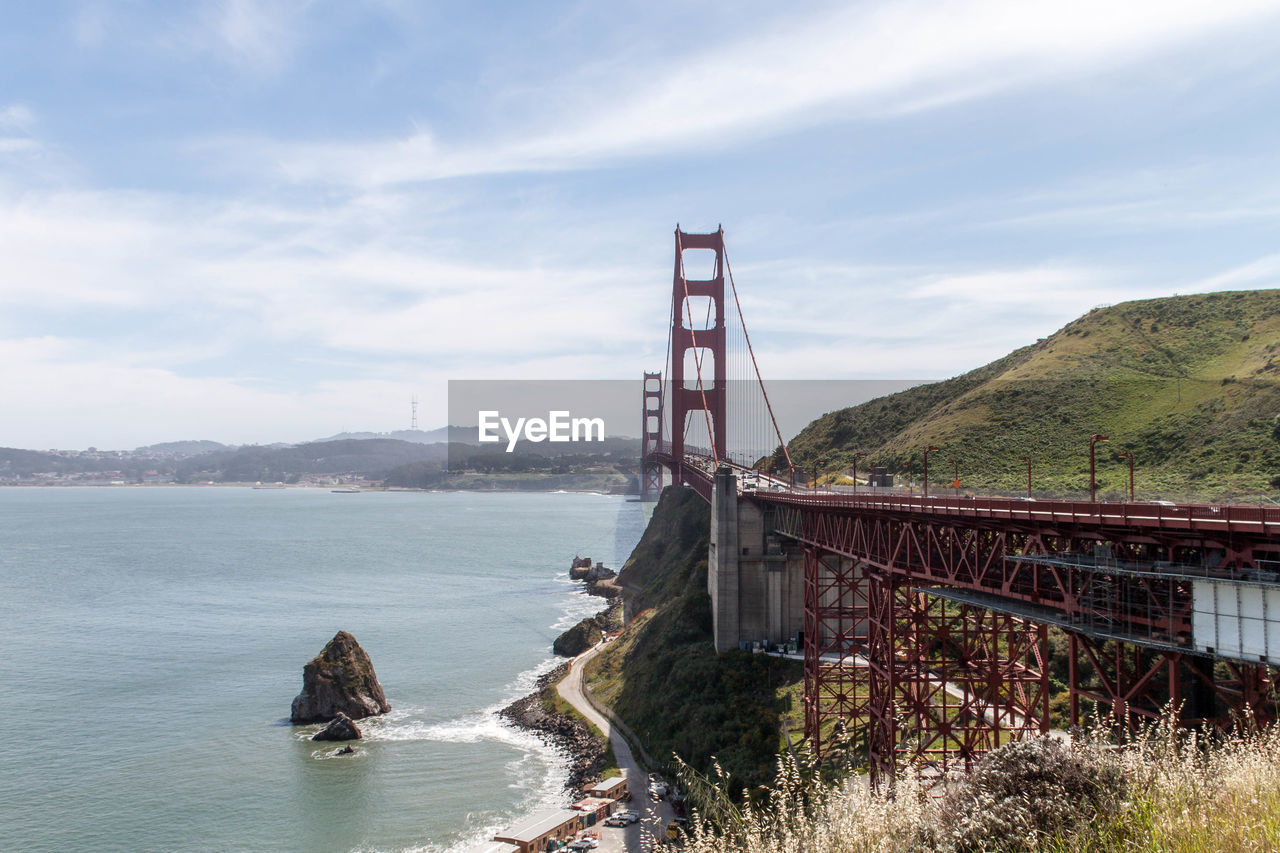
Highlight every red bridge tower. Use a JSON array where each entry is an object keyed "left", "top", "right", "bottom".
[{"left": 670, "top": 227, "right": 727, "bottom": 484}]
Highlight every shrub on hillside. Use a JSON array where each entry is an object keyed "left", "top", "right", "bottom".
[{"left": 915, "top": 737, "right": 1125, "bottom": 853}]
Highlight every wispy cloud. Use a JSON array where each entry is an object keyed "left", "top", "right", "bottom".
[
  {"left": 0, "top": 186, "right": 656, "bottom": 359},
  {"left": 0, "top": 103, "right": 35, "bottom": 131},
  {"left": 204, "top": 0, "right": 311, "bottom": 73},
  {"left": 0, "top": 181, "right": 666, "bottom": 445},
  {"left": 236, "top": 0, "right": 1280, "bottom": 186},
  {"left": 0, "top": 335, "right": 438, "bottom": 448},
  {"left": 1190, "top": 254, "right": 1280, "bottom": 293}
]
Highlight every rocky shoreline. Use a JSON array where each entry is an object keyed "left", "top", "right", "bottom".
[
  {"left": 498, "top": 556, "right": 627, "bottom": 795},
  {"left": 498, "top": 663, "right": 609, "bottom": 795},
  {"left": 554, "top": 556, "right": 625, "bottom": 657}
]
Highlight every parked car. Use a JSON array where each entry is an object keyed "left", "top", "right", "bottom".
[{"left": 605, "top": 810, "right": 639, "bottom": 827}]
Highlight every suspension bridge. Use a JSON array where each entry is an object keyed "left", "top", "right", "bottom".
[{"left": 641, "top": 226, "right": 1280, "bottom": 781}]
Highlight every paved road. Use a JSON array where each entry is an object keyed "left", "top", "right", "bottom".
[{"left": 559, "top": 642, "right": 675, "bottom": 853}]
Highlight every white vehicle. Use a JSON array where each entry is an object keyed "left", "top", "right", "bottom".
[
  {"left": 649, "top": 783, "right": 668, "bottom": 800},
  {"left": 605, "top": 810, "right": 639, "bottom": 827}
]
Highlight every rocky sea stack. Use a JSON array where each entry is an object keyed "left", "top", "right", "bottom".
[
  {"left": 311, "top": 712, "right": 362, "bottom": 741},
  {"left": 290, "top": 631, "right": 391, "bottom": 724}
]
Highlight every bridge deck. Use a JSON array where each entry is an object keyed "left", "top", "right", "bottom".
[{"left": 653, "top": 451, "right": 1280, "bottom": 538}]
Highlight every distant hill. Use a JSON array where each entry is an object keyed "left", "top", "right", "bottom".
[
  {"left": 175, "top": 438, "right": 449, "bottom": 483},
  {"left": 133, "top": 440, "right": 229, "bottom": 457},
  {"left": 310, "top": 426, "right": 470, "bottom": 444},
  {"left": 784, "top": 289, "right": 1280, "bottom": 501}
]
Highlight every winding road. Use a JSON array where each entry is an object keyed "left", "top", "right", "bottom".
[{"left": 558, "top": 643, "right": 675, "bottom": 853}]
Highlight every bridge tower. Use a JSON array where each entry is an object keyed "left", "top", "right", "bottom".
[
  {"left": 641, "top": 371, "right": 664, "bottom": 499},
  {"left": 670, "top": 227, "right": 727, "bottom": 484}
]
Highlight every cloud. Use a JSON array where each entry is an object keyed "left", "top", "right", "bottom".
[
  {"left": 0, "top": 184, "right": 661, "bottom": 359},
  {"left": 0, "top": 336, "right": 434, "bottom": 448},
  {"left": 211, "top": 0, "right": 309, "bottom": 71},
  {"left": 0, "top": 104, "right": 38, "bottom": 156},
  {"left": 0, "top": 104, "right": 35, "bottom": 131},
  {"left": 238, "top": 0, "right": 1280, "bottom": 186},
  {"left": 1190, "top": 254, "right": 1280, "bottom": 293}
]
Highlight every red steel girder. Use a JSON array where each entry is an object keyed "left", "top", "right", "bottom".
[{"left": 803, "top": 547, "right": 871, "bottom": 757}]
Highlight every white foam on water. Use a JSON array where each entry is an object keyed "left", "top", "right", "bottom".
[
  {"left": 370, "top": 710, "right": 531, "bottom": 747},
  {"left": 310, "top": 744, "right": 363, "bottom": 760}
]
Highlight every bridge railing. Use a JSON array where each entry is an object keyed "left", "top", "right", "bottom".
[
  {"left": 642, "top": 451, "right": 1280, "bottom": 536},
  {"left": 753, "top": 486, "right": 1280, "bottom": 536}
]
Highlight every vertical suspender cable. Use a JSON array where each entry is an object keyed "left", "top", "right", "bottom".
[{"left": 724, "top": 243, "right": 794, "bottom": 474}]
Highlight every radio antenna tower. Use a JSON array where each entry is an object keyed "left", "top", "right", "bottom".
[{"left": 410, "top": 396, "right": 419, "bottom": 430}]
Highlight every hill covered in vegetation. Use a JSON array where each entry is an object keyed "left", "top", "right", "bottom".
[
  {"left": 583, "top": 486, "right": 803, "bottom": 790},
  {"left": 783, "top": 289, "right": 1280, "bottom": 501}
]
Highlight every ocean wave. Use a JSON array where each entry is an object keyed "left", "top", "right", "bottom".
[
  {"left": 368, "top": 711, "right": 539, "bottom": 747},
  {"left": 551, "top": 606, "right": 598, "bottom": 632},
  {"left": 343, "top": 709, "right": 574, "bottom": 853},
  {"left": 500, "top": 656, "right": 563, "bottom": 702}
]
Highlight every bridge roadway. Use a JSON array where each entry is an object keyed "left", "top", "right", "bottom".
[{"left": 657, "top": 450, "right": 1280, "bottom": 540}]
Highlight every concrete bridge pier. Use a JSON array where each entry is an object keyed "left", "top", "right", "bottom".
[{"left": 709, "top": 467, "right": 805, "bottom": 653}]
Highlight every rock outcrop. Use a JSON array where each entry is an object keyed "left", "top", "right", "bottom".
[
  {"left": 311, "top": 711, "right": 363, "bottom": 741},
  {"left": 553, "top": 617, "right": 603, "bottom": 657},
  {"left": 553, "top": 599, "right": 622, "bottom": 658},
  {"left": 568, "top": 556, "right": 619, "bottom": 598},
  {"left": 290, "top": 631, "right": 391, "bottom": 724},
  {"left": 569, "top": 556, "right": 594, "bottom": 580}
]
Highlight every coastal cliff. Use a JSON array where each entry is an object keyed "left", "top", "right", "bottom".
[
  {"left": 583, "top": 486, "right": 803, "bottom": 790},
  {"left": 507, "top": 487, "right": 800, "bottom": 796}
]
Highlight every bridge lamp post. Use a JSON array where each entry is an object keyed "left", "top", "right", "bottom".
[
  {"left": 923, "top": 445, "right": 939, "bottom": 498},
  {"left": 853, "top": 452, "right": 867, "bottom": 494},
  {"left": 1117, "top": 450, "right": 1135, "bottom": 502},
  {"left": 812, "top": 458, "right": 824, "bottom": 490},
  {"left": 1018, "top": 456, "right": 1031, "bottom": 498},
  {"left": 1089, "top": 434, "right": 1110, "bottom": 502}
]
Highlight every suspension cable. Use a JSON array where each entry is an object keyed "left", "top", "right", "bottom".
[{"left": 723, "top": 241, "right": 793, "bottom": 474}]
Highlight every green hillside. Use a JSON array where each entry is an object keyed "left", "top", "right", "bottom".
[{"left": 784, "top": 289, "right": 1280, "bottom": 502}]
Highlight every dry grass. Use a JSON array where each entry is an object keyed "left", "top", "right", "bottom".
[
  {"left": 1067, "top": 721, "right": 1280, "bottom": 853},
  {"left": 677, "top": 720, "right": 1280, "bottom": 853}
]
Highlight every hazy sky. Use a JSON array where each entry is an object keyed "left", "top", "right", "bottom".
[{"left": 4, "top": 1, "right": 1280, "bottom": 449}]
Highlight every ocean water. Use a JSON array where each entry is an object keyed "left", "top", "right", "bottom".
[{"left": 0, "top": 487, "right": 648, "bottom": 853}]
